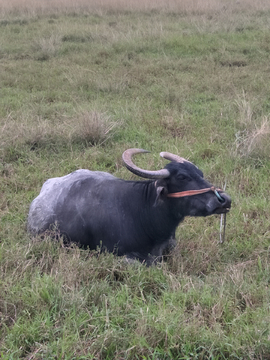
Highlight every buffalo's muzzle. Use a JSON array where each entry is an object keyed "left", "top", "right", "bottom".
[{"left": 215, "top": 192, "right": 231, "bottom": 214}]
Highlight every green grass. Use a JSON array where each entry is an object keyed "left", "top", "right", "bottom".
[{"left": 1, "top": 1, "right": 270, "bottom": 359}]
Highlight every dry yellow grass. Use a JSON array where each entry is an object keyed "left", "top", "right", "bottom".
[
  {"left": 1, "top": 0, "right": 270, "bottom": 17},
  {"left": 234, "top": 93, "right": 270, "bottom": 158},
  {"left": 0, "top": 111, "right": 118, "bottom": 151}
]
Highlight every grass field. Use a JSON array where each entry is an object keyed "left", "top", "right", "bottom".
[{"left": 1, "top": 0, "right": 270, "bottom": 358}]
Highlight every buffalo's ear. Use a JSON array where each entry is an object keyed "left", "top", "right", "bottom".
[{"left": 154, "top": 186, "right": 168, "bottom": 207}]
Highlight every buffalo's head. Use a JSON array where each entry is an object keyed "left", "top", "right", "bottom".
[{"left": 122, "top": 148, "right": 231, "bottom": 217}]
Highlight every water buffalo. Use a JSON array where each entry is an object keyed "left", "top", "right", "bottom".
[{"left": 27, "top": 148, "right": 231, "bottom": 264}]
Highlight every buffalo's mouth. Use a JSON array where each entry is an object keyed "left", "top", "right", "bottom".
[{"left": 214, "top": 207, "right": 231, "bottom": 214}]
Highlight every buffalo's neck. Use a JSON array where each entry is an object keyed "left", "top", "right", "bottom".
[{"left": 138, "top": 182, "right": 183, "bottom": 244}]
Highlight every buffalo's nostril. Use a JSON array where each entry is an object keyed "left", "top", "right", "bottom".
[
  {"left": 219, "top": 196, "right": 226, "bottom": 204},
  {"left": 220, "top": 193, "right": 232, "bottom": 209},
  {"left": 214, "top": 190, "right": 225, "bottom": 203}
]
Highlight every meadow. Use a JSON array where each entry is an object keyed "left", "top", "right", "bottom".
[{"left": 1, "top": 0, "right": 270, "bottom": 358}]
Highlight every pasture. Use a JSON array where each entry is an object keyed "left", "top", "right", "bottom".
[{"left": 0, "top": 0, "right": 270, "bottom": 358}]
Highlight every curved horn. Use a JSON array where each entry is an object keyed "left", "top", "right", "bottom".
[
  {"left": 122, "top": 148, "right": 170, "bottom": 179},
  {"left": 160, "top": 151, "right": 191, "bottom": 164}
]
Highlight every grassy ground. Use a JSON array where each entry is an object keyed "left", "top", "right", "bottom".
[{"left": 1, "top": 1, "right": 270, "bottom": 358}]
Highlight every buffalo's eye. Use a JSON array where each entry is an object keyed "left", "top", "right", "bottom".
[{"left": 177, "top": 174, "right": 190, "bottom": 181}]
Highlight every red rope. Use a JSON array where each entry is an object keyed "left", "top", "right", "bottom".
[{"left": 167, "top": 186, "right": 219, "bottom": 198}]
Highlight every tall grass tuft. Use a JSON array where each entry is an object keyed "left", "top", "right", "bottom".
[
  {"left": 73, "top": 111, "right": 119, "bottom": 146},
  {"left": 32, "top": 34, "right": 62, "bottom": 60},
  {"left": 235, "top": 94, "right": 270, "bottom": 159},
  {"left": 0, "top": 111, "right": 119, "bottom": 158}
]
